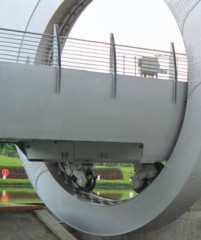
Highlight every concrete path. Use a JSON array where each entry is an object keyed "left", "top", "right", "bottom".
[
  {"left": 0, "top": 211, "right": 59, "bottom": 240},
  {"left": 0, "top": 204, "right": 78, "bottom": 240},
  {"left": 35, "top": 209, "right": 78, "bottom": 240}
]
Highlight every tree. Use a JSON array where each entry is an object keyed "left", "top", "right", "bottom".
[{"left": 0, "top": 143, "right": 17, "bottom": 156}]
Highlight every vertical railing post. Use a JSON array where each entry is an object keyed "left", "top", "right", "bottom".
[
  {"left": 53, "top": 24, "right": 61, "bottom": 94},
  {"left": 170, "top": 42, "right": 178, "bottom": 103},
  {"left": 110, "top": 33, "right": 117, "bottom": 98}
]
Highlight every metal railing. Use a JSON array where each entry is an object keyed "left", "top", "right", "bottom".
[{"left": 0, "top": 28, "right": 188, "bottom": 82}]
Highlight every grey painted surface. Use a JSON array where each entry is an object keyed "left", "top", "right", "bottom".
[
  {"left": 22, "top": 96, "right": 201, "bottom": 235},
  {"left": 72, "top": 199, "right": 201, "bottom": 240},
  {"left": 0, "top": 0, "right": 92, "bottom": 65},
  {"left": 2, "top": 0, "right": 201, "bottom": 236},
  {"left": 0, "top": 62, "right": 186, "bottom": 163},
  {"left": 0, "top": 0, "right": 91, "bottom": 36}
]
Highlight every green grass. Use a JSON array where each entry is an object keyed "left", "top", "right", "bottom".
[
  {"left": 0, "top": 178, "right": 30, "bottom": 185},
  {"left": 0, "top": 187, "right": 34, "bottom": 192},
  {"left": 119, "top": 166, "right": 133, "bottom": 180},
  {"left": 4, "top": 198, "right": 42, "bottom": 204},
  {"left": 93, "top": 188, "right": 137, "bottom": 200},
  {"left": 96, "top": 179, "right": 131, "bottom": 186},
  {"left": 0, "top": 155, "right": 22, "bottom": 167},
  {"left": 5, "top": 198, "right": 42, "bottom": 204},
  {"left": 96, "top": 165, "right": 133, "bottom": 187},
  {"left": 0, "top": 155, "right": 27, "bottom": 185},
  {"left": 0, "top": 156, "right": 134, "bottom": 188}
]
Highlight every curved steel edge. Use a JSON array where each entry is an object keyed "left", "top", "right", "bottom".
[
  {"left": 23, "top": 85, "right": 201, "bottom": 236},
  {"left": 11, "top": 0, "right": 201, "bottom": 236}
]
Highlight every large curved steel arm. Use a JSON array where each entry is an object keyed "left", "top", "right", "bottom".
[{"left": 2, "top": 0, "right": 201, "bottom": 236}]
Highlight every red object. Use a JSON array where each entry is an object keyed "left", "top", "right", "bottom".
[
  {"left": 1, "top": 191, "right": 9, "bottom": 204},
  {"left": 2, "top": 169, "right": 10, "bottom": 177}
]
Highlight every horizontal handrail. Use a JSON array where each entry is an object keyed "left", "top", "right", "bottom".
[{"left": 0, "top": 27, "right": 188, "bottom": 81}]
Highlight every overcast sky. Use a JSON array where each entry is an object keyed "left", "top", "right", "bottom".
[{"left": 69, "top": 0, "right": 186, "bottom": 53}]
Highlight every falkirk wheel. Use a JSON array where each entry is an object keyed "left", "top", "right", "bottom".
[{"left": 1, "top": 0, "right": 201, "bottom": 236}]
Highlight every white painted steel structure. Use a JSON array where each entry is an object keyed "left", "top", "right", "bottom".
[{"left": 1, "top": 0, "right": 201, "bottom": 236}]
